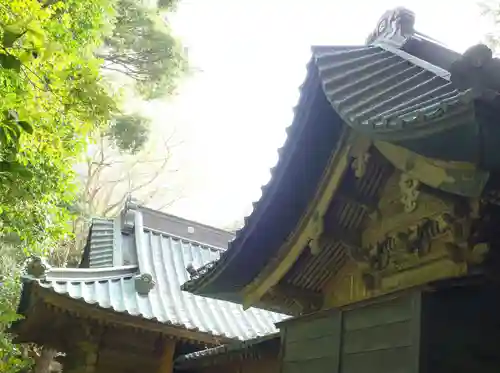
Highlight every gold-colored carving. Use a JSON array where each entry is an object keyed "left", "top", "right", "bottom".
[
  {"left": 350, "top": 169, "right": 487, "bottom": 295},
  {"left": 348, "top": 134, "right": 371, "bottom": 179},
  {"left": 399, "top": 173, "right": 420, "bottom": 212},
  {"left": 351, "top": 152, "right": 370, "bottom": 179},
  {"left": 322, "top": 168, "right": 490, "bottom": 309}
]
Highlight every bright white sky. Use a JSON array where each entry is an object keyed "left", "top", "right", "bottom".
[{"left": 142, "top": 0, "right": 489, "bottom": 228}]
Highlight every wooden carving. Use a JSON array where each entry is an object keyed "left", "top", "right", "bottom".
[
  {"left": 356, "top": 170, "right": 488, "bottom": 292},
  {"left": 366, "top": 7, "right": 415, "bottom": 47},
  {"left": 351, "top": 152, "right": 370, "bottom": 179},
  {"left": 399, "top": 173, "right": 420, "bottom": 213}
]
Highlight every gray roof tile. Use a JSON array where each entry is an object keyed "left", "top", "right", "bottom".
[
  {"left": 23, "top": 228, "right": 287, "bottom": 340},
  {"left": 176, "top": 333, "right": 279, "bottom": 367},
  {"left": 314, "top": 44, "right": 474, "bottom": 141}
]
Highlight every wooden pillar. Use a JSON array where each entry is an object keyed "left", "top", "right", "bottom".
[
  {"left": 62, "top": 324, "right": 102, "bottom": 373},
  {"left": 156, "top": 338, "right": 176, "bottom": 373},
  {"left": 63, "top": 340, "right": 99, "bottom": 373}
]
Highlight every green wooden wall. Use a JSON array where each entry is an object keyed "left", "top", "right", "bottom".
[
  {"left": 281, "top": 293, "right": 421, "bottom": 373},
  {"left": 281, "top": 310, "right": 341, "bottom": 373},
  {"left": 340, "top": 295, "right": 420, "bottom": 373},
  {"left": 281, "top": 280, "right": 500, "bottom": 373}
]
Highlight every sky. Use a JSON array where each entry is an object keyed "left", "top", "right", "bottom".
[{"left": 141, "top": 0, "right": 490, "bottom": 228}]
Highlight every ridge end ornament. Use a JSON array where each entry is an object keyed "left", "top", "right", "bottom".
[
  {"left": 450, "top": 43, "right": 500, "bottom": 98},
  {"left": 366, "top": 7, "right": 415, "bottom": 48},
  {"left": 135, "top": 273, "right": 155, "bottom": 295},
  {"left": 26, "top": 256, "right": 50, "bottom": 278}
]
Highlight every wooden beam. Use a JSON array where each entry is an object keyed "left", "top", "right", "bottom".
[
  {"left": 271, "top": 283, "right": 323, "bottom": 312},
  {"left": 241, "top": 132, "right": 371, "bottom": 309},
  {"left": 41, "top": 287, "right": 233, "bottom": 346},
  {"left": 156, "top": 338, "right": 176, "bottom": 373}
]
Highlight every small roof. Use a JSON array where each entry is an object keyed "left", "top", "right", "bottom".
[
  {"left": 17, "top": 208, "right": 287, "bottom": 342},
  {"left": 181, "top": 7, "right": 500, "bottom": 303},
  {"left": 176, "top": 333, "right": 280, "bottom": 370}
]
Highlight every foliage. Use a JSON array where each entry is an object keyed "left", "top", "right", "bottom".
[
  {"left": 0, "top": 0, "right": 188, "bottom": 369},
  {"left": 0, "top": 249, "right": 32, "bottom": 373},
  {"left": 0, "top": 0, "right": 117, "bottom": 245},
  {"left": 480, "top": 1, "right": 500, "bottom": 51},
  {"left": 100, "top": 0, "right": 188, "bottom": 99},
  {"left": 107, "top": 114, "right": 151, "bottom": 154},
  {"left": 0, "top": 0, "right": 117, "bottom": 370}
]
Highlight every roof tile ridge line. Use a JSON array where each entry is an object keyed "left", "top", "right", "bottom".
[
  {"left": 143, "top": 226, "right": 226, "bottom": 252},
  {"left": 41, "top": 266, "right": 139, "bottom": 282},
  {"left": 133, "top": 208, "right": 151, "bottom": 276},
  {"left": 413, "top": 31, "right": 456, "bottom": 51},
  {"left": 138, "top": 205, "right": 235, "bottom": 237},
  {"left": 90, "top": 216, "right": 114, "bottom": 224},
  {"left": 374, "top": 41, "right": 452, "bottom": 80},
  {"left": 45, "top": 266, "right": 138, "bottom": 281},
  {"left": 47, "top": 264, "right": 138, "bottom": 275},
  {"left": 112, "top": 213, "right": 123, "bottom": 266}
]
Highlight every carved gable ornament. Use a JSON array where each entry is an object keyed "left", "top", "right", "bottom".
[
  {"left": 366, "top": 7, "right": 415, "bottom": 47},
  {"left": 26, "top": 256, "right": 50, "bottom": 278}
]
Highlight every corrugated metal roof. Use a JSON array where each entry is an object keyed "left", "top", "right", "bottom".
[
  {"left": 23, "top": 229, "right": 287, "bottom": 341},
  {"left": 313, "top": 44, "right": 475, "bottom": 141},
  {"left": 88, "top": 218, "right": 115, "bottom": 268}
]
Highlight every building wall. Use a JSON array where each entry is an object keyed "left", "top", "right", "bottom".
[
  {"left": 281, "top": 282, "right": 500, "bottom": 373},
  {"left": 281, "top": 293, "right": 420, "bottom": 373},
  {"left": 281, "top": 311, "right": 341, "bottom": 373}
]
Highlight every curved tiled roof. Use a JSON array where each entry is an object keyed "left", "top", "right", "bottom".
[
  {"left": 182, "top": 58, "right": 346, "bottom": 298},
  {"left": 21, "top": 229, "right": 287, "bottom": 341},
  {"left": 181, "top": 29, "right": 483, "bottom": 301},
  {"left": 314, "top": 44, "right": 474, "bottom": 142}
]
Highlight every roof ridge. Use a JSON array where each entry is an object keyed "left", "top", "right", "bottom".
[
  {"left": 143, "top": 226, "right": 226, "bottom": 252},
  {"left": 23, "top": 262, "right": 138, "bottom": 282},
  {"left": 137, "top": 205, "right": 234, "bottom": 236}
]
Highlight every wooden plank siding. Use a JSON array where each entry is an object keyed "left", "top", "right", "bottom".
[
  {"left": 281, "top": 293, "right": 421, "bottom": 373},
  {"left": 341, "top": 295, "right": 420, "bottom": 373},
  {"left": 282, "top": 311, "right": 342, "bottom": 373}
]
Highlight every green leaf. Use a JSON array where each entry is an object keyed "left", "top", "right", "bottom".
[
  {"left": 6, "top": 110, "right": 18, "bottom": 122},
  {"left": 2, "top": 30, "right": 24, "bottom": 48},
  {"left": 0, "top": 54, "right": 21, "bottom": 72},
  {"left": 17, "top": 121, "right": 33, "bottom": 134}
]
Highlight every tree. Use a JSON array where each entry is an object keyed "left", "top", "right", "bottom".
[
  {"left": 480, "top": 1, "right": 500, "bottom": 51},
  {"left": 0, "top": 0, "right": 118, "bottom": 245},
  {"left": 0, "top": 0, "right": 189, "bottom": 369},
  {"left": 0, "top": 0, "right": 118, "bottom": 371},
  {"left": 49, "top": 128, "right": 184, "bottom": 268},
  {"left": 99, "top": 0, "right": 188, "bottom": 100}
]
